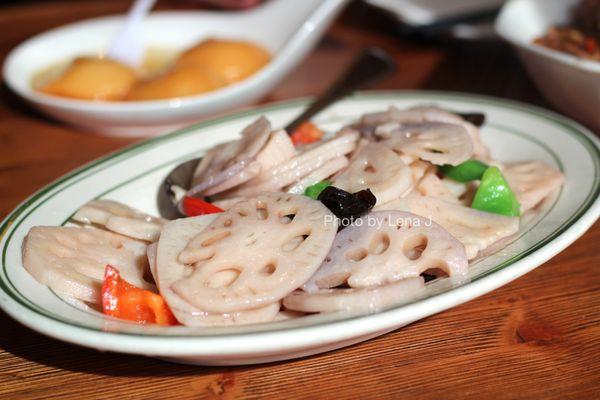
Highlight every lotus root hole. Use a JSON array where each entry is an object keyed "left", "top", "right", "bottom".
[
  {"left": 282, "top": 231, "right": 310, "bottom": 252},
  {"left": 278, "top": 209, "right": 297, "bottom": 224},
  {"left": 261, "top": 262, "right": 277, "bottom": 275},
  {"left": 426, "top": 148, "right": 444, "bottom": 154},
  {"left": 346, "top": 248, "right": 368, "bottom": 262},
  {"left": 223, "top": 218, "right": 233, "bottom": 227},
  {"left": 206, "top": 268, "right": 240, "bottom": 288},
  {"left": 201, "top": 231, "right": 231, "bottom": 247},
  {"left": 368, "top": 232, "right": 390, "bottom": 255},
  {"left": 143, "top": 265, "right": 155, "bottom": 284},
  {"left": 279, "top": 214, "right": 295, "bottom": 224},
  {"left": 403, "top": 234, "right": 428, "bottom": 260},
  {"left": 363, "top": 163, "right": 376, "bottom": 173},
  {"left": 256, "top": 202, "right": 269, "bottom": 220},
  {"left": 420, "top": 264, "right": 449, "bottom": 283}
]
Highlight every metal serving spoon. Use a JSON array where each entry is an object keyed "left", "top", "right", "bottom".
[{"left": 157, "top": 47, "right": 396, "bottom": 219}]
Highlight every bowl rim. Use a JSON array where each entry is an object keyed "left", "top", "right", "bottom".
[
  {"left": 495, "top": 0, "right": 600, "bottom": 74},
  {"left": 1, "top": 9, "right": 315, "bottom": 113}
]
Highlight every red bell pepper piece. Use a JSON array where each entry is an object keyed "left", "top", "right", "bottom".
[
  {"left": 181, "top": 196, "right": 223, "bottom": 216},
  {"left": 584, "top": 37, "right": 598, "bottom": 53},
  {"left": 102, "top": 265, "right": 178, "bottom": 326},
  {"left": 290, "top": 121, "right": 324, "bottom": 145}
]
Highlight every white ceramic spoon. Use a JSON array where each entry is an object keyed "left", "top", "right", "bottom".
[
  {"left": 106, "top": 0, "right": 156, "bottom": 67},
  {"left": 4, "top": 0, "right": 351, "bottom": 136}
]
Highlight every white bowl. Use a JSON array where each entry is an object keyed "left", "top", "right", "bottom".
[
  {"left": 0, "top": 91, "right": 598, "bottom": 365},
  {"left": 2, "top": 0, "right": 348, "bottom": 136},
  {"left": 495, "top": 0, "right": 600, "bottom": 133}
]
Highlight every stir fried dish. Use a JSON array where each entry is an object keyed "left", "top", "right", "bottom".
[
  {"left": 534, "top": 0, "right": 600, "bottom": 62},
  {"left": 22, "top": 105, "right": 564, "bottom": 327}
]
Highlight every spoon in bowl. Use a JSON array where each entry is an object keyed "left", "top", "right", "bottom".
[
  {"left": 107, "top": 0, "right": 156, "bottom": 68},
  {"left": 157, "top": 47, "right": 397, "bottom": 219}
]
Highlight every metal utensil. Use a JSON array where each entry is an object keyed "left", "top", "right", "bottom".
[{"left": 157, "top": 47, "right": 396, "bottom": 219}]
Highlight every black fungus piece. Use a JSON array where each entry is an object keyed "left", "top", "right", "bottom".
[
  {"left": 457, "top": 112, "right": 486, "bottom": 127},
  {"left": 317, "top": 186, "right": 377, "bottom": 229}
]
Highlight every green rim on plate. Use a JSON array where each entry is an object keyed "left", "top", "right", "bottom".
[{"left": 1, "top": 91, "right": 598, "bottom": 337}]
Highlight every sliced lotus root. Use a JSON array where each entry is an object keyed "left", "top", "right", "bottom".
[
  {"left": 23, "top": 226, "right": 151, "bottom": 303},
  {"left": 184, "top": 303, "right": 281, "bottom": 326},
  {"left": 72, "top": 199, "right": 165, "bottom": 242},
  {"left": 274, "top": 310, "right": 306, "bottom": 321},
  {"left": 333, "top": 143, "right": 412, "bottom": 205},
  {"left": 285, "top": 277, "right": 425, "bottom": 313},
  {"left": 212, "top": 197, "right": 248, "bottom": 211},
  {"left": 391, "top": 106, "right": 489, "bottom": 161},
  {"left": 189, "top": 116, "right": 272, "bottom": 195},
  {"left": 503, "top": 161, "right": 564, "bottom": 213},
  {"left": 254, "top": 129, "right": 297, "bottom": 170},
  {"left": 344, "top": 106, "right": 417, "bottom": 140},
  {"left": 440, "top": 177, "right": 470, "bottom": 202},
  {"left": 416, "top": 173, "right": 459, "bottom": 203},
  {"left": 346, "top": 137, "right": 370, "bottom": 163},
  {"left": 203, "top": 129, "right": 296, "bottom": 196},
  {"left": 156, "top": 214, "right": 281, "bottom": 326},
  {"left": 221, "top": 131, "right": 358, "bottom": 198},
  {"left": 407, "top": 196, "right": 520, "bottom": 260},
  {"left": 377, "top": 106, "right": 466, "bottom": 126},
  {"left": 372, "top": 197, "right": 411, "bottom": 212},
  {"left": 172, "top": 193, "right": 337, "bottom": 313},
  {"left": 350, "top": 106, "right": 489, "bottom": 160},
  {"left": 459, "top": 120, "right": 489, "bottom": 161},
  {"left": 379, "top": 122, "right": 473, "bottom": 166},
  {"left": 286, "top": 156, "right": 349, "bottom": 195},
  {"left": 409, "top": 160, "right": 435, "bottom": 184},
  {"left": 147, "top": 242, "right": 159, "bottom": 288},
  {"left": 303, "top": 211, "right": 468, "bottom": 292}
]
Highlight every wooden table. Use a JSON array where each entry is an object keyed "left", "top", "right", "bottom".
[{"left": 0, "top": 1, "right": 598, "bottom": 399}]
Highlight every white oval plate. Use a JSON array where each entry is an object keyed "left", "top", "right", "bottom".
[{"left": 1, "top": 91, "right": 598, "bottom": 366}]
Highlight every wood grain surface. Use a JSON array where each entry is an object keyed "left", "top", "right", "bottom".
[{"left": 0, "top": 1, "right": 598, "bottom": 399}]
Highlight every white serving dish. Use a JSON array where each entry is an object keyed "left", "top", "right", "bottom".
[
  {"left": 0, "top": 91, "right": 598, "bottom": 366},
  {"left": 2, "top": 0, "right": 348, "bottom": 136},
  {"left": 495, "top": 0, "right": 600, "bottom": 133},
  {"left": 366, "top": 0, "right": 504, "bottom": 26}
]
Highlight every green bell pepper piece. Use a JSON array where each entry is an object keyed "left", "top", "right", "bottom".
[
  {"left": 471, "top": 167, "right": 520, "bottom": 216},
  {"left": 304, "top": 180, "right": 332, "bottom": 200},
  {"left": 440, "top": 159, "right": 488, "bottom": 182}
]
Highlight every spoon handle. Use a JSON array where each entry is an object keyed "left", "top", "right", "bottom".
[
  {"left": 284, "top": 47, "right": 396, "bottom": 134},
  {"left": 107, "top": 0, "right": 156, "bottom": 67}
]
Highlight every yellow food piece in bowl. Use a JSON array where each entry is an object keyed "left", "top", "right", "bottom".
[
  {"left": 39, "top": 57, "right": 136, "bottom": 101},
  {"left": 126, "top": 65, "right": 225, "bottom": 101},
  {"left": 177, "top": 39, "right": 270, "bottom": 84}
]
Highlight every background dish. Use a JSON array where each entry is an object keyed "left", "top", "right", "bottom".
[
  {"left": 496, "top": 0, "right": 600, "bottom": 133},
  {"left": 0, "top": 91, "right": 598, "bottom": 365},
  {"left": 2, "top": 0, "right": 348, "bottom": 136}
]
